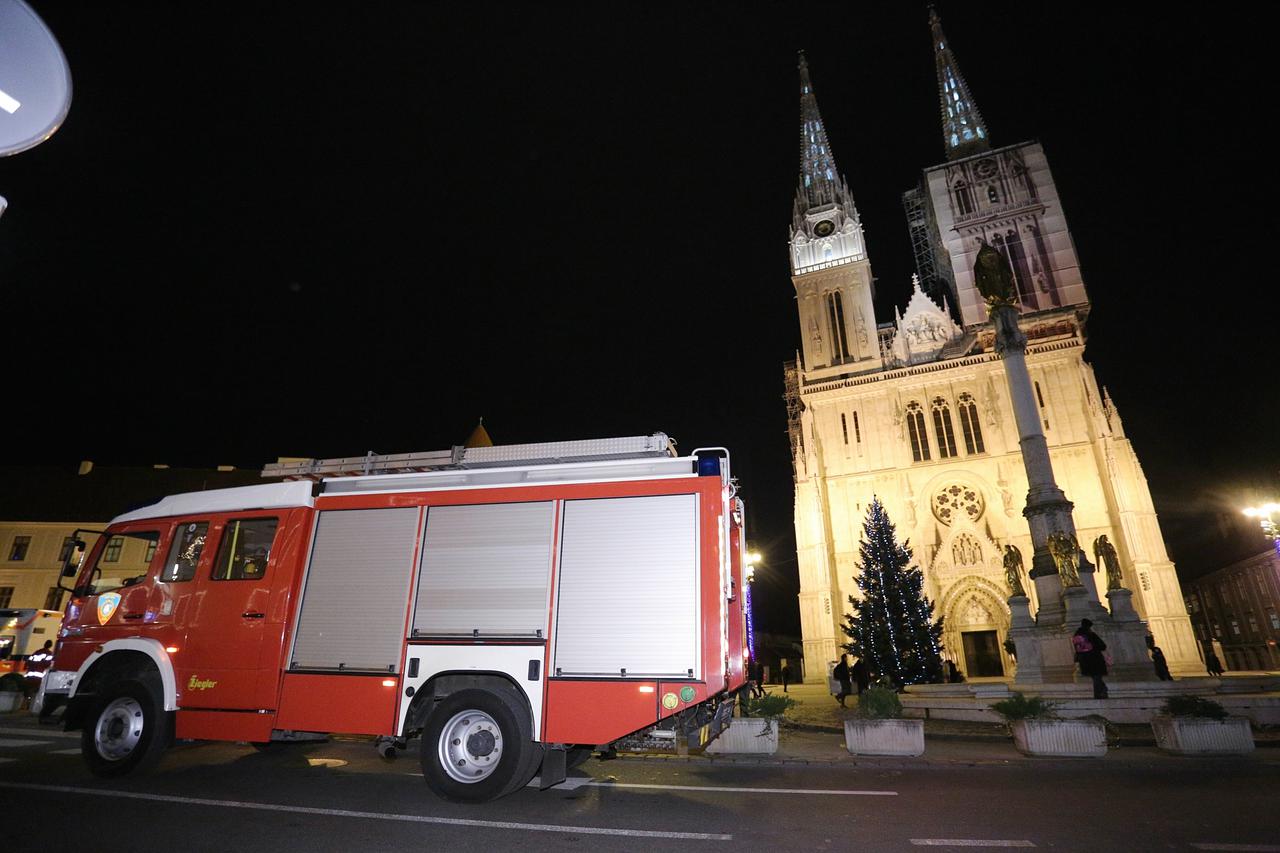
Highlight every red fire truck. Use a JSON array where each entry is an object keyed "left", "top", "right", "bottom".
[{"left": 36, "top": 434, "right": 749, "bottom": 802}]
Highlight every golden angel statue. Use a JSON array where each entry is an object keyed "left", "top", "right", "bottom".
[
  {"left": 1047, "top": 531, "right": 1081, "bottom": 587},
  {"left": 1002, "top": 544, "right": 1026, "bottom": 597},
  {"left": 1093, "top": 534, "right": 1123, "bottom": 591}
]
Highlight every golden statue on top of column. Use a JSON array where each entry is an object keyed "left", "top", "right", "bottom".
[{"left": 1047, "top": 531, "right": 1082, "bottom": 587}]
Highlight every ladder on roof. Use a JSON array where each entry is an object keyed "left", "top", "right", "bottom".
[{"left": 261, "top": 433, "right": 677, "bottom": 481}]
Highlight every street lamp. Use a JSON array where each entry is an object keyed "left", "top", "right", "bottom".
[
  {"left": 1243, "top": 503, "right": 1280, "bottom": 556},
  {"left": 744, "top": 550, "right": 762, "bottom": 661}
]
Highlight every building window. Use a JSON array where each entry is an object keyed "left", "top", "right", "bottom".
[
  {"left": 840, "top": 413, "right": 849, "bottom": 445},
  {"left": 825, "top": 292, "right": 851, "bottom": 361},
  {"left": 987, "top": 185, "right": 999, "bottom": 203},
  {"left": 144, "top": 538, "right": 159, "bottom": 565},
  {"left": 931, "top": 397, "right": 958, "bottom": 459},
  {"left": 853, "top": 411, "right": 862, "bottom": 444},
  {"left": 1229, "top": 617, "right": 1240, "bottom": 636},
  {"left": 1268, "top": 609, "right": 1279, "bottom": 630},
  {"left": 954, "top": 181, "right": 973, "bottom": 216},
  {"left": 58, "top": 537, "right": 76, "bottom": 563},
  {"left": 1247, "top": 613, "right": 1259, "bottom": 635},
  {"left": 906, "top": 402, "right": 931, "bottom": 462},
  {"left": 8, "top": 536, "right": 31, "bottom": 562},
  {"left": 957, "top": 392, "right": 984, "bottom": 454},
  {"left": 44, "top": 587, "right": 65, "bottom": 611},
  {"left": 104, "top": 537, "right": 124, "bottom": 563},
  {"left": 1034, "top": 381, "right": 1049, "bottom": 430},
  {"left": 0, "top": 587, "right": 12, "bottom": 607}
]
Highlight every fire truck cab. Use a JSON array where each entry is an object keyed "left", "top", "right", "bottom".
[{"left": 37, "top": 434, "right": 749, "bottom": 802}]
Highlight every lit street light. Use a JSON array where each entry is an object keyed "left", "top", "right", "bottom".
[{"left": 1243, "top": 503, "right": 1280, "bottom": 556}]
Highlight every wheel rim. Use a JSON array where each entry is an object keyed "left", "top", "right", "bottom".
[
  {"left": 437, "top": 709, "right": 503, "bottom": 784},
  {"left": 94, "top": 696, "right": 145, "bottom": 762}
]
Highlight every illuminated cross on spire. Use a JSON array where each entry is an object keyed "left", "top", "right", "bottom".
[{"left": 929, "top": 7, "right": 990, "bottom": 160}]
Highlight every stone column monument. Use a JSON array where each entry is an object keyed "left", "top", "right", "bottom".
[{"left": 975, "top": 244, "right": 1154, "bottom": 683}]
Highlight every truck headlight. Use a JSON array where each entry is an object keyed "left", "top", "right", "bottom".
[{"left": 44, "top": 670, "right": 76, "bottom": 693}]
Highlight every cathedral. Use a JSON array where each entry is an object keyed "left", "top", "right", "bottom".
[{"left": 787, "top": 11, "right": 1201, "bottom": 680}]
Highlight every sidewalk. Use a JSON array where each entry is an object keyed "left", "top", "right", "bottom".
[{"left": 615, "top": 681, "right": 1280, "bottom": 768}]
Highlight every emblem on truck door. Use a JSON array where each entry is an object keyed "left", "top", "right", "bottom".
[{"left": 96, "top": 593, "right": 121, "bottom": 625}]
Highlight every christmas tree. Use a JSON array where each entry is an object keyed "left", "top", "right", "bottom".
[{"left": 841, "top": 497, "right": 945, "bottom": 687}]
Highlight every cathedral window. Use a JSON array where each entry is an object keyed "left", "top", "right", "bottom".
[
  {"left": 853, "top": 411, "right": 862, "bottom": 444},
  {"left": 840, "top": 413, "right": 849, "bottom": 445},
  {"left": 1034, "top": 381, "right": 1050, "bottom": 430},
  {"left": 931, "top": 397, "right": 958, "bottom": 458},
  {"left": 825, "top": 291, "right": 851, "bottom": 361},
  {"left": 958, "top": 393, "right": 984, "bottom": 454},
  {"left": 987, "top": 185, "right": 999, "bottom": 203},
  {"left": 906, "top": 402, "right": 930, "bottom": 462},
  {"left": 954, "top": 181, "right": 974, "bottom": 216}
]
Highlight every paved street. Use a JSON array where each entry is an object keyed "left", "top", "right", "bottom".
[{"left": 1, "top": 714, "right": 1277, "bottom": 852}]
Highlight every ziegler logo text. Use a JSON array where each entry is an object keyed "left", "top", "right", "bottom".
[{"left": 188, "top": 676, "right": 217, "bottom": 691}]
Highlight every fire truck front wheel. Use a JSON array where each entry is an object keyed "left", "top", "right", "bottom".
[
  {"left": 81, "top": 679, "right": 172, "bottom": 778},
  {"left": 420, "top": 688, "right": 534, "bottom": 803}
]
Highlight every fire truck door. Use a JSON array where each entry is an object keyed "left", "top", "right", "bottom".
[{"left": 176, "top": 515, "right": 281, "bottom": 710}]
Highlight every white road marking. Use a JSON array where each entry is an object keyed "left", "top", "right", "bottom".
[
  {"left": 50, "top": 748, "right": 81, "bottom": 756},
  {"left": 0, "top": 738, "right": 51, "bottom": 748},
  {"left": 0, "top": 781, "right": 733, "bottom": 841},
  {"left": 585, "top": 781, "right": 896, "bottom": 796},
  {"left": 1192, "top": 846, "right": 1280, "bottom": 852},
  {"left": 0, "top": 758, "right": 12, "bottom": 764},
  {"left": 0, "top": 727, "right": 77, "bottom": 740},
  {"left": 528, "top": 775, "right": 595, "bottom": 790},
  {"left": 911, "top": 841, "right": 1035, "bottom": 848},
  {"left": 0, "top": 89, "right": 20, "bottom": 114}
]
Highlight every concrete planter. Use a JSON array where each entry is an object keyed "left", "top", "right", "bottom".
[
  {"left": 0, "top": 691, "right": 21, "bottom": 713},
  {"left": 1011, "top": 718, "right": 1106, "bottom": 757},
  {"left": 844, "top": 718, "right": 924, "bottom": 756},
  {"left": 1151, "top": 715, "right": 1254, "bottom": 755},
  {"left": 705, "top": 718, "right": 778, "bottom": 754}
]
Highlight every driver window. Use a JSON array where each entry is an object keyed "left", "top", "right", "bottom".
[
  {"left": 83, "top": 531, "right": 162, "bottom": 596},
  {"left": 161, "top": 522, "right": 208, "bottom": 583},
  {"left": 211, "top": 518, "right": 278, "bottom": 581}
]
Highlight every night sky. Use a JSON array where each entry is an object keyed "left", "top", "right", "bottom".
[{"left": 2, "top": 3, "right": 1275, "bottom": 635}]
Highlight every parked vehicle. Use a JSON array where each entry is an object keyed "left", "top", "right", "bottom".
[
  {"left": 0, "top": 609, "right": 62, "bottom": 674},
  {"left": 36, "top": 434, "right": 749, "bottom": 801}
]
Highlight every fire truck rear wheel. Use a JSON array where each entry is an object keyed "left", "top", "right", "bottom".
[
  {"left": 81, "top": 679, "right": 171, "bottom": 778},
  {"left": 420, "top": 688, "right": 532, "bottom": 803}
]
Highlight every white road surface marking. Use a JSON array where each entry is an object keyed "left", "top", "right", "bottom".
[
  {"left": 0, "top": 738, "right": 51, "bottom": 748},
  {"left": 585, "top": 781, "right": 897, "bottom": 796},
  {"left": 0, "top": 758, "right": 12, "bottom": 764},
  {"left": 0, "top": 727, "right": 77, "bottom": 739},
  {"left": 1192, "top": 846, "right": 1280, "bottom": 852},
  {"left": 50, "top": 748, "right": 82, "bottom": 756},
  {"left": 0, "top": 89, "right": 20, "bottom": 114},
  {"left": 911, "top": 841, "right": 1035, "bottom": 848},
  {"left": 0, "top": 781, "right": 734, "bottom": 841}
]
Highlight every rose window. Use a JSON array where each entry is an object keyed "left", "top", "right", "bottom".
[{"left": 931, "top": 483, "right": 985, "bottom": 525}]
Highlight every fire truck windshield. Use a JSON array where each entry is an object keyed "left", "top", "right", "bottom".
[{"left": 80, "top": 531, "right": 162, "bottom": 596}]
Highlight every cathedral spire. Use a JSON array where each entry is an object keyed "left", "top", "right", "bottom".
[
  {"left": 929, "top": 7, "right": 989, "bottom": 160},
  {"left": 797, "top": 51, "right": 841, "bottom": 209}
]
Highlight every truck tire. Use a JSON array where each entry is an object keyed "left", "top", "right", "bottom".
[
  {"left": 81, "top": 679, "right": 172, "bottom": 778},
  {"left": 420, "top": 688, "right": 534, "bottom": 803}
]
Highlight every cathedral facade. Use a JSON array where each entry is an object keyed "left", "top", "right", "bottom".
[{"left": 787, "top": 12, "right": 1202, "bottom": 680}]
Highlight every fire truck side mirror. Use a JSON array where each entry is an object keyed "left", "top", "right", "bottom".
[{"left": 61, "top": 539, "right": 86, "bottom": 577}]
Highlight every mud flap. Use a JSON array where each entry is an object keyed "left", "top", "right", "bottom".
[{"left": 538, "top": 747, "right": 566, "bottom": 790}]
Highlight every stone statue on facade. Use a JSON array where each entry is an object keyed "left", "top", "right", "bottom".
[
  {"left": 1047, "top": 530, "right": 1082, "bottom": 587},
  {"left": 1002, "top": 544, "right": 1026, "bottom": 597},
  {"left": 1093, "top": 534, "right": 1123, "bottom": 591}
]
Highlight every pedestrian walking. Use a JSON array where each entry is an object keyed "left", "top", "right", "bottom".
[
  {"left": 832, "top": 654, "right": 852, "bottom": 707},
  {"left": 1150, "top": 646, "right": 1173, "bottom": 681},
  {"left": 851, "top": 656, "right": 870, "bottom": 694},
  {"left": 1204, "top": 649, "right": 1225, "bottom": 677},
  {"left": 1072, "top": 618, "right": 1109, "bottom": 699},
  {"left": 780, "top": 662, "right": 792, "bottom": 693},
  {"left": 753, "top": 659, "right": 766, "bottom": 697}
]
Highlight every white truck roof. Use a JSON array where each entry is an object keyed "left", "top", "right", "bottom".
[{"left": 111, "top": 481, "right": 316, "bottom": 524}]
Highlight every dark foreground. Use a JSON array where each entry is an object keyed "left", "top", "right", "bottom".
[{"left": 1, "top": 716, "right": 1276, "bottom": 853}]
